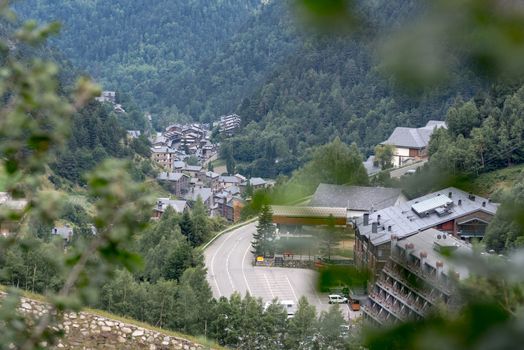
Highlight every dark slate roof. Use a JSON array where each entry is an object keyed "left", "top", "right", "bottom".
[
  {"left": 127, "top": 130, "right": 141, "bottom": 138},
  {"left": 219, "top": 176, "right": 240, "bottom": 184},
  {"left": 309, "top": 184, "right": 402, "bottom": 211},
  {"left": 157, "top": 172, "right": 188, "bottom": 181},
  {"left": 173, "top": 161, "right": 185, "bottom": 169},
  {"left": 184, "top": 165, "right": 203, "bottom": 172},
  {"left": 381, "top": 120, "right": 446, "bottom": 149},
  {"left": 249, "top": 177, "right": 266, "bottom": 186},
  {"left": 184, "top": 187, "right": 212, "bottom": 203},
  {"left": 381, "top": 127, "right": 433, "bottom": 149},
  {"left": 398, "top": 228, "right": 470, "bottom": 279},
  {"left": 151, "top": 145, "right": 175, "bottom": 153},
  {"left": 205, "top": 171, "right": 220, "bottom": 178}
]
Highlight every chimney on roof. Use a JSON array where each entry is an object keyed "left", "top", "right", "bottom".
[
  {"left": 391, "top": 234, "right": 398, "bottom": 254},
  {"left": 469, "top": 194, "right": 476, "bottom": 201},
  {"left": 371, "top": 222, "right": 378, "bottom": 234},
  {"left": 482, "top": 201, "right": 486, "bottom": 207},
  {"left": 388, "top": 225, "right": 392, "bottom": 232},
  {"left": 377, "top": 214, "right": 381, "bottom": 224},
  {"left": 420, "top": 251, "right": 428, "bottom": 268},
  {"left": 458, "top": 199, "right": 462, "bottom": 206},
  {"left": 448, "top": 191, "right": 452, "bottom": 198},
  {"left": 363, "top": 213, "right": 369, "bottom": 226},
  {"left": 405, "top": 243, "right": 415, "bottom": 256},
  {"left": 436, "top": 260, "right": 444, "bottom": 278}
]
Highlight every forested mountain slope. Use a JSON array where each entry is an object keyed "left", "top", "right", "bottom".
[
  {"left": 17, "top": 0, "right": 484, "bottom": 179},
  {"left": 14, "top": 0, "right": 262, "bottom": 121},
  {"left": 222, "top": 1, "right": 484, "bottom": 177}
]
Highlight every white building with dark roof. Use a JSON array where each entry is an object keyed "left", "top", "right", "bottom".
[{"left": 381, "top": 120, "right": 447, "bottom": 167}]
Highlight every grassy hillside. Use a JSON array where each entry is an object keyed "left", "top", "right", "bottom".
[{"left": 458, "top": 164, "right": 524, "bottom": 198}]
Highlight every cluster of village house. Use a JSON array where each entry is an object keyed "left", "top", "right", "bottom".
[
  {"left": 145, "top": 115, "right": 271, "bottom": 222},
  {"left": 154, "top": 171, "right": 271, "bottom": 222}
]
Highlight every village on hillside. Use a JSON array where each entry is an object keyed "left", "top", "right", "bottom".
[{"left": 145, "top": 114, "right": 274, "bottom": 223}]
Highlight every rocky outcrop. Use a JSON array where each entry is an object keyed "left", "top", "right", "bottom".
[{"left": 3, "top": 293, "right": 210, "bottom": 349}]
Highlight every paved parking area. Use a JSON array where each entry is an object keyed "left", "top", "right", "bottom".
[{"left": 204, "top": 222, "right": 361, "bottom": 320}]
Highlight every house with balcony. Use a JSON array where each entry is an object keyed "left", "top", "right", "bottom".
[
  {"left": 151, "top": 146, "right": 177, "bottom": 169},
  {"left": 219, "top": 114, "right": 241, "bottom": 136},
  {"left": 363, "top": 228, "right": 470, "bottom": 325},
  {"left": 215, "top": 192, "right": 245, "bottom": 223}
]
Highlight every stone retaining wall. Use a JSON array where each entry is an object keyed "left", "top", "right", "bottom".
[{"left": 1, "top": 292, "right": 210, "bottom": 349}]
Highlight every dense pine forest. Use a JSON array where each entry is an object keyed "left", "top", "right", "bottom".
[{"left": 14, "top": 0, "right": 262, "bottom": 123}]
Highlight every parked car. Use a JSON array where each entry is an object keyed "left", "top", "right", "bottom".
[{"left": 328, "top": 294, "right": 348, "bottom": 304}]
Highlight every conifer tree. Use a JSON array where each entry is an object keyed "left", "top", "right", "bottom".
[
  {"left": 180, "top": 211, "right": 194, "bottom": 241},
  {"left": 252, "top": 204, "right": 276, "bottom": 257}
]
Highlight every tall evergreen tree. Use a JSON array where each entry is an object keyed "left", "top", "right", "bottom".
[
  {"left": 191, "top": 197, "right": 210, "bottom": 246},
  {"left": 252, "top": 204, "right": 276, "bottom": 257},
  {"left": 179, "top": 211, "right": 194, "bottom": 241}
]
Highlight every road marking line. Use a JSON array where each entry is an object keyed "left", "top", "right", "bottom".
[
  {"left": 285, "top": 275, "right": 299, "bottom": 302},
  {"left": 263, "top": 273, "right": 275, "bottom": 299},
  {"left": 210, "top": 228, "right": 238, "bottom": 297},
  {"left": 226, "top": 237, "right": 242, "bottom": 292},
  {"left": 241, "top": 240, "right": 253, "bottom": 296}
]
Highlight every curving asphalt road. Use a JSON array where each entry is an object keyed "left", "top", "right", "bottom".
[{"left": 204, "top": 222, "right": 334, "bottom": 314}]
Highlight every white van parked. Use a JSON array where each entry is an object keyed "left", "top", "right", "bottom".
[{"left": 328, "top": 294, "right": 348, "bottom": 304}]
